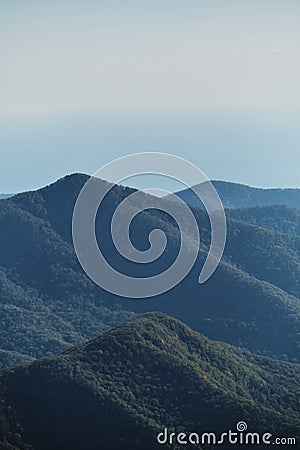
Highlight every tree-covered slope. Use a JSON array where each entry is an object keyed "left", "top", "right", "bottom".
[
  {"left": 0, "top": 175, "right": 299, "bottom": 368},
  {"left": 0, "top": 313, "right": 299, "bottom": 450},
  {"left": 10, "top": 174, "right": 300, "bottom": 298},
  {"left": 227, "top": 205, "right": 300, "bottom": 236}
]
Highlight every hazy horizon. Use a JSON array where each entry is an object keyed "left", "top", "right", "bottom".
[{"left": 1, "top": 1, "right": 299, "bottom": 192}]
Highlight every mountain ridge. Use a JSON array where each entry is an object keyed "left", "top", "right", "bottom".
[
  {"left": 171, "top": 179, "right": 300, "bottom": 209},
  {"left": 0, "top": 173, "right": 299, "bottom": 368}
]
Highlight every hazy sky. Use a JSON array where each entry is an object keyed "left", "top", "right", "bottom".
[{"left": 0, "top": 1, "right": 299, "bottom": 192}]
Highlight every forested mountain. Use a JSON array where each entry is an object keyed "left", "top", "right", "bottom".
[
  {"left": 0, "top": 313, "right": 299, "bottom": 450},
  {"left": 172, "top": 180, "right": 300, "bottom": 209},
  {"left": 0, "top": 174, "right": 299, "bottom": 368},
  {"left": 227, "top": 206, "right": 300, "bottom": 236}
]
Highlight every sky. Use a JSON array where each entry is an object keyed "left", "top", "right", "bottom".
[{"left": 0, "top": 0, "right": 299, "bottom": 193}]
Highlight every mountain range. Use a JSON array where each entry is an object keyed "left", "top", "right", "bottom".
[
  {"left": 0, "top": 174, "right": 299, "bottom": 369},
  {"left": 0, "top": 313, "right": 299, "bottom": 450}
]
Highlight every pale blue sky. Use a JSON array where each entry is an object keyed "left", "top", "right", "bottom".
[{"left": 0, "top": 1, "right": 299, "bottom": 192}]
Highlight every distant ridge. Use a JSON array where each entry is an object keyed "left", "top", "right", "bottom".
[
  {"left": 0, "top": 194, "right": 13, "bottom": 200},
  {"left": 171, "top": 180, "right": 300, "bottom": 209}
]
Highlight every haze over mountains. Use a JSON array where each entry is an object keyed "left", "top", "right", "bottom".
[
  {"left": 0, "top": 174, "right": 299, "bottom": 369},
  {"left": 0, "top": 313, "right": 299, "bottom": 450},
  {"left": 0, "top": 195, "right": 13, "bottom": 200}
]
